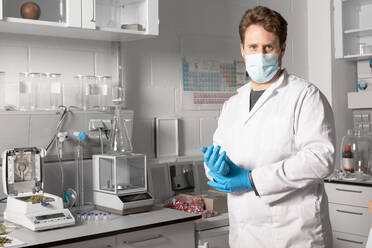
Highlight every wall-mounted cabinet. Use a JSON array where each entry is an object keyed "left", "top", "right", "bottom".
[
  {"left": 0, "top": 0, "right": 158, "bottom": 41},
  {"left": 334, "top": 0, "right": 372, "bottom": 60}
]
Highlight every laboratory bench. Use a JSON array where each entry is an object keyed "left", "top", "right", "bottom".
[{"left": 1, "top": 206, "right": 201, "bottom": 248}]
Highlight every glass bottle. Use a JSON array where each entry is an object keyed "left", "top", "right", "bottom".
[{"left": 339, "top": 129, "right": 355, "bottom": 177}]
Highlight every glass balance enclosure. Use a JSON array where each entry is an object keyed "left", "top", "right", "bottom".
[{"left": 93, "top": 153, "right": 147, "bottom": 195}]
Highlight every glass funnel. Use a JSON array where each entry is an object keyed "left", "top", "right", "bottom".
[{"left": 109, "top": 86, "right": 133, "bottom": 154}]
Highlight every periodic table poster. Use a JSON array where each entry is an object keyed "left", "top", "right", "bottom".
[{"left": 182, "top": 57, "right": 246, "bottom": 110}]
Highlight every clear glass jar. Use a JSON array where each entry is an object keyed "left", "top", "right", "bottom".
[
  {"left": 97, "top": 76, "right": 112, "bottom": 111},
  {"left": 30, "top": 73, "right": 49, "bottom": 110},
  {"left": 82, "top": 75, "right": 99, "bottom": 110},
  {"left": 19, "top": 72, "right": 33, "bottom": 110},
  {"left": 48, "top": 73, "right": 63, "bottom": 110},
  {"left": 0, "top": 72, "right": 5, "bottom": 110}
]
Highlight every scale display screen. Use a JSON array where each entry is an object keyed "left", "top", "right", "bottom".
[
  {"left": 35, "top": 213, "right": 65, "bottom": 220},
  {"left": 119, "top": 193, "right": 151, "bottom": 203}
]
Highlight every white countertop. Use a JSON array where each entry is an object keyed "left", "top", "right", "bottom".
[{"left": 2, "top": 206, "right": 200, "bottom": 247}]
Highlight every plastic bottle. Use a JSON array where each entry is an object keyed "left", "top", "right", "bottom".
[
  {"left": 338, "top": 129, "right": 355, "bottom": 177},
  {"left": 342, "top": 145, "right": 354, "bottom": 172}
]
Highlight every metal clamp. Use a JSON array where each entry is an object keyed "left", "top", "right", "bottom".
[
  {"left": 123, "top": 234, "right": 163, "bottom": 244},
  {"left": 335, "top": 188, "right": 362, "bottom": 193},
  {"left": 336, "top": 209, "right": 363, "bottom": 215}
]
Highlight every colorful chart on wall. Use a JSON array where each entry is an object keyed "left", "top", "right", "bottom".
[{"left": 182, "top": 56, "right": 247, "bottom": 110}]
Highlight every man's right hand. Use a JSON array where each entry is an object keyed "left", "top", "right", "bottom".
[{"left": 201, "top": 145, "right": 230, "bottom": 176}]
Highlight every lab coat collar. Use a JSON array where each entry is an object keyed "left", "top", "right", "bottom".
[{"left": 238, "top": 69, "right": 288, "bottom": 124}]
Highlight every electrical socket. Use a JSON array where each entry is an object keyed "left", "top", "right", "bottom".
[{"left": 89, "top": 119, "right": 112, "bottom": 131}]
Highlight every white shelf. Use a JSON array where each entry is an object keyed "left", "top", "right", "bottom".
[
  {"left": 0, "top": 19, "right": 156, "bottom": 41},
  {"left": 4, "top": 17, "right": 66, "bottom": 27},
  {"left": 344, "top": 53, "right": 372, "bottom": 60},
  {"left": 344, "top": 27, "right": 372, "bottom": 37},
  {"left": 348, "top": 91, "right": 372, "bottom": 109}
]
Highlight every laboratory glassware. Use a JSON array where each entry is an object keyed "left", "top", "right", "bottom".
[
  {"left": 75, "top": 143, "right": 84, "bottom": 208},
  {"left": 97, "top": 76, "right": 112, "bottom": 111},
  {"left": 352, "top": 129, "right": 371, "bottom": 172},
  {"left": 48, "top": 73, "right": 63, "bottom": 110},
  {"left": 82, "top": 75, "right": 99, "bottom": 110},
  {"left": 19, "top": 72, "right": 34, "bottom": 110},
  {"left": 30, "top": 72, "right": 49, "bottom": 110},
  {"left": 109, "top": 86, "right": 133, "bottom": 154},
  {"left": 339, "top": 129, "right": 354, "bottom": 177},
  {"left": 0, "top": 72, "right": 5, "bottom": 110}
]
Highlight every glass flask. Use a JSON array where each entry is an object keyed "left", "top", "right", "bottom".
[
  {"left": 0, "top": 72, "right": 5, "bottom": 110},
  {"left": 109, "top": 86, "right": 133, "bottom": 154},
  {"left": 48, "top": 73, "right": 63, "bottom": 110},
  {"left": 97, "top": 76, "right": 112, "bottom": 111}
]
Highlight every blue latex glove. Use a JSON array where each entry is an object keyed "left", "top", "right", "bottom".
[
  {"left": 207, "top": 156, "right": 253, "bottom": 193},
  {"left": 201, "top": 145, "right": 230, "bottom": 176}
]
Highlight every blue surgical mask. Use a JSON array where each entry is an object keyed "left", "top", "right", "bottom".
[{"left": 245, "top": 53, "right": 280, "bottom": 83}]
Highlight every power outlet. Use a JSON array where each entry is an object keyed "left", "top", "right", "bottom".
[{"left": 89, "top": 119, "right": 112, "bottom": 131}]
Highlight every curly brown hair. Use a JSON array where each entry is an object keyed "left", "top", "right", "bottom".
[{"left": 239, "top": 6, "right": 288, "bottom": 47}]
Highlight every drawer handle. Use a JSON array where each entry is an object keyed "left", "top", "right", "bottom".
[
  {"left": 336, "top": 209, "right": 363, "bottom": 215},
  {"left": 123, "top": 234, "right": 163, "bottom": 244},
  {"left": 336, "top": 237, "right": 364, "bottom": 244},
  {"left": 335, "top": 188, "right": 362, "bottom": 193}
]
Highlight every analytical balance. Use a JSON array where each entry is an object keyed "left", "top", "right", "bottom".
[
  {"left": 92, "top": 153, "right": 154, "bottom": 215},
  {"left": 2, "top": 147, "right": 75, "bottom": 231}
]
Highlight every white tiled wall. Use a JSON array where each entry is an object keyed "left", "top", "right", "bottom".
[{"left": 123, "top": 0, "right": 309, "bottom": 158}]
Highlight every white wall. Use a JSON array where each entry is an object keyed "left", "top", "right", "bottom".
[{"left": 123, "top": 0, "right": 309, "bottom": 159}]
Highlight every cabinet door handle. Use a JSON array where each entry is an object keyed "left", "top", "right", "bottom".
[
  {"left": 91, "top": 0, "right": 96, "bottom": 22},
  {"left": 335, "top": 188, "right": 362, "bottom": 193},
  {"left": 123, "top": 234, "right": 163, "bottom": 244},
  {"left": 336, "top": 237, "right": 364, "bottom": 244},
  {"left": 336, "top": 209, "right": 363, "bottom": 215}
]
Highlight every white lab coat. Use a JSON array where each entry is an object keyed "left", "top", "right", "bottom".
[{"left": 208, "top": 70, "right": 335, "bottom": 248}]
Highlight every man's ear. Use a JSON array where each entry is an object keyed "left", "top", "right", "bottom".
[{"left": 240, "top": 43, "right": 245, "bottom": 59}]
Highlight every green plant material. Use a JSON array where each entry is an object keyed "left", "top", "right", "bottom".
[
  {"left": 0, "top": 236, "right": 11, "bottom": 246},
  {"left": 28, "top": 195, "right": 45, "bottom": 203}
]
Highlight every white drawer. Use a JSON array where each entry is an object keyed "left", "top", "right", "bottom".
[
  {"left": 325, "top": 182, "right": 372, "bottom": 206},
  {"left": 333, "top": 231, "right": 367, "bottom": 248},
  {"left": 116, "top": 221, "right": 195, "bottom": 248},
  {"left": 329, "top": 203, "right": 372, "bottom": 236}
]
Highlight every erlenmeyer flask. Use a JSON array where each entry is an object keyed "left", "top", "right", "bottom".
[{"left": 109, "top": 106, "right": 133, "bottom": 153}]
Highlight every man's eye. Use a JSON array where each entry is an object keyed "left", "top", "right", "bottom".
[
  {"left": 249, "top": 45, "right": 257, "bottom": 50},
  {"left": 265, "top": 45, "right": 273, "bottom": 51}
]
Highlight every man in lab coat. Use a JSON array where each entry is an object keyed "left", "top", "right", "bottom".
[{"left": 202, "top": 6, "right": 335, "bottom": 248}]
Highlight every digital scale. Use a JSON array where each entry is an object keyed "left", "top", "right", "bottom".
[
  {"left": 2, "top": 147, "right": 75, "bottom": 231},
  {"left": 92, "top": 153, "right": 154, "bottom": 215}
]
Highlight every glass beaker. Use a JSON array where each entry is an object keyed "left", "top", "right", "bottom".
[
  {"left": 82, "top": 75, "right": 99, "bottom": 110},
  {"left": 48, "top": 73, "right": 63, "bottom": 110},
  {"left": 97, "top": 76, "right": 112, "bottom": 111},
  {"left": 30, "top": 72, "right": 49, "bottom": 110},
  {"left": 109, "top": 86, "right": 132, "bottom": 154},
  {"left": 19, "top": 72, "right": 34, "bottom": 110},
  {"left": 0, "top": 72, "right": 5, "bottom": 110}
]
